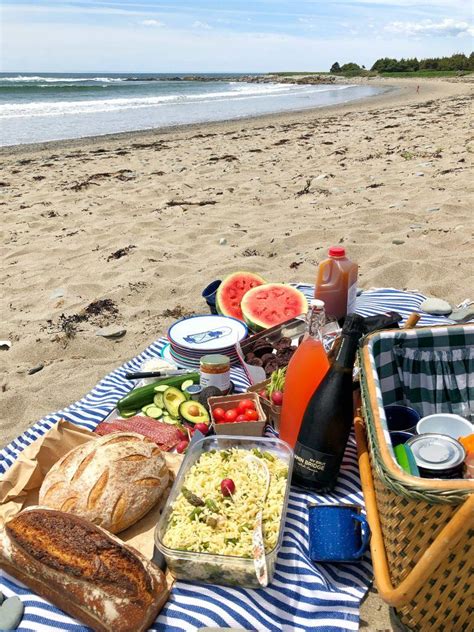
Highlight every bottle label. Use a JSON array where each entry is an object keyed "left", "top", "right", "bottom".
[
  {"left": 347, "top": 282, "right": 357, "bottom": 313},
  {"left": 293, "top": 442, "right": 335, "bottom": 484}
]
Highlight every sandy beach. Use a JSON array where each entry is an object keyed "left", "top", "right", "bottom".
[
  {"left": 2, "top": 76, "right": 473, "bottom": 450},
  {"left": 1, "top": 75, "right": 473, "bottom": 630}
]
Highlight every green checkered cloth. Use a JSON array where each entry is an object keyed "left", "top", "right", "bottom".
[{"left": 368, "top": 324, "right": 474, "bottom": 422}]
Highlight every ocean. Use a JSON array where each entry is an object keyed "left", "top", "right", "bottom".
[{"left": 0, "top": 73, "right": 382, "bottom": 146}]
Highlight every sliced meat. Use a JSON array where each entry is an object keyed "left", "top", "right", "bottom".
[{"left": 95, "top": 416, "right": 181, "bottom": 451}]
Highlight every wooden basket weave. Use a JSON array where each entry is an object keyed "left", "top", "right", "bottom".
[{"left": 357, "top": 324, "right": 474, "bottom": 632}]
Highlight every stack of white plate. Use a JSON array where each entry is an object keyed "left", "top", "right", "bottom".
[{"left": 162, "top": 315, "right": 248, "bottom": 369}]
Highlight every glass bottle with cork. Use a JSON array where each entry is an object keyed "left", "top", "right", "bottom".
[{"left": 278, "top": 300, "right": 330, "bottom": 448}]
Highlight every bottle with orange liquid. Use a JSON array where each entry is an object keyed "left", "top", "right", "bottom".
[
  {"left": 315, "top": 247, "right": 358, "bottom": 321},
  {"left": 279, "top": 300, "right": 330, "bottom": 448}
]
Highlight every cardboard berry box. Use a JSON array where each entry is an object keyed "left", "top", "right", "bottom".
[{"left": 208, "top": 392, "right": 266, "bottom": 437}]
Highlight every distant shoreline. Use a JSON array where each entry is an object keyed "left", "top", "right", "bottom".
[{"left": 0, "top": 75, "right": 471, "bottom": 155}]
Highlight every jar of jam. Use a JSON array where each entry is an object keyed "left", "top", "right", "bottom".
[{"left": 200, "top": 354, "right": 231, "bottom": 393}]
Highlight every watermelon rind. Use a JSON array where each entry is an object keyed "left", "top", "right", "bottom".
[
  {"left": 240, "top": 283, "right": 308, "bottom": 331},
  {"left": 216, "top": 271, "right": 266, "bottom": 321}
]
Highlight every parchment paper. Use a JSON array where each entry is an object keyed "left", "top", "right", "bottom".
[{"left": 0, "top": 418, "right": 183, "bottom": 560}]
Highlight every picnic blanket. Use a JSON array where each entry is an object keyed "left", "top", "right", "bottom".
[{"left": 0, "top": 286, "right": 464, "bottom": 632}]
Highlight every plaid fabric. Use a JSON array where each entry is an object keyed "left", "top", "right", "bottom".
[
  {"left": 393, "top": 346, "right": 474, "bottom": 416},
  {"left": 365, "top": 324, "right": 474, "bottom": 433}
]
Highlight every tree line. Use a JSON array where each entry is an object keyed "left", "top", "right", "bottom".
[{"left": 330, "top": 52, "right": 474, "bottom": 74}]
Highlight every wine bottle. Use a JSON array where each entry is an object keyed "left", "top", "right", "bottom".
[{"left": 292, "top": 313, "right": 365, "bottom": 491}]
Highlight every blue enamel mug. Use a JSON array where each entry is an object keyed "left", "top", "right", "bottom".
[
  {"left": 308, "top": 503, "right": 370, "bottom": 563},
  {"left": 384, "top": 404, "right": 420, "bottom": 433},
  {"left": 201, "top": 280, "right": 221, "bottom": 315}
]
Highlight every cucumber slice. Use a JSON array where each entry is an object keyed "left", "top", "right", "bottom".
[
  {"left": 161, "top": 416, "right": 178, "bottom": 425},
  {"left": 154, "top": 393, "right": 164, "bottom": 408},
  {"left": 181, "top": 379, "right": 194, "bottom": 392},
  {"left": 141, "top": 405, "right": 153, "bottom": 414},
  {"left": 154, "top": 384, "right": 169, "bottom": 393},
  {"left": 121, "top": 410, "right": 138, "bottom": 418},
  {"left": 146, "top": 406, "right": 163, "bottom": 419}
]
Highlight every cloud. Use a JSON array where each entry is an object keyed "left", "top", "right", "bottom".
[
  {"left": 140, "top": 19, "right": 163, "bottom": 27},
  {"left": 192, "top": 20, "right": 212, "bottom": 30},
  {"left": 385, "top": 18, "right": 474, "bottom": 37}
]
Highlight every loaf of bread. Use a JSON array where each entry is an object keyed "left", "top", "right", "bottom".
[
  {"left": 39, "top": 432, "right": 169, "bottom": 533},
  {"left": 0, "top": 508, "right": 167, "bottom": 632}
]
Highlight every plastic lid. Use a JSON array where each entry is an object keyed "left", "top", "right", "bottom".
[
  {"left": 310, "top": 299, "right": 325, "bottom": 309},
  {"left": 329, "top": 246, "right": 346, "bottom": 257}
]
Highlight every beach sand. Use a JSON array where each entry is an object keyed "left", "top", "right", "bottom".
[
  {"left": 2, "top": 75, "right": 473, "bottom": 443},
  {"left": 1, "top": 76, "right": 473, "bottom": 630}
]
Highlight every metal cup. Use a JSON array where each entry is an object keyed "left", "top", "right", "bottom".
[
  {"left": 384, "top": 404, "right": 421, "bottom": 434},
  {"left": 308, "top": 503, "right": 371, "bottom": 563},
  {"left": 201, "top": 280, "right": 221, "bottom": 315}
]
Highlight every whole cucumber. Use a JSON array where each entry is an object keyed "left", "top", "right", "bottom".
[{"left": 117, "top": 373, "right": 199, "bottom": 414}]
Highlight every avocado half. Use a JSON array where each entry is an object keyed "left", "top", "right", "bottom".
[
  {"left": 179, "top": 400, "right": 210, "bottom": 425},
  {"left": 163, "top": 386, "right": 187, "bottom": 418}
]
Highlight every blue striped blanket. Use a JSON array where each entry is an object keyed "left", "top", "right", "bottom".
[{"left": 0, "top": 286, "right": 461, "bottom": 631}]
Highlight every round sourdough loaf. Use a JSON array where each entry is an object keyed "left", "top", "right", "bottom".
[{"left": 38, "top": 432, "right": 170, "bottom": 533}]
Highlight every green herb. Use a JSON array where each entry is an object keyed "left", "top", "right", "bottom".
[
  {"left": 238, "top": 523, "right": 252, "bottom": 532},
  {"left": 225, "top": 537, "right": 239, "bottom": 545},
  {"left": 252, "top": 448, "right": 263, "bottom": 458},
  {"left": 221, "top": 450, "right": 231, "bottom": 461},
  {"left": 182, "top": 487, "right": 205, "bottom": 507},
  {"left": 262, "top": 451, "right": 275, "bottom": 462}
]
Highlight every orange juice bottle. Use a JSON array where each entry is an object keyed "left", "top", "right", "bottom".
[
  {"left": 315, "top": 247, "right": 358, "bottom": 320},
  {"left": 279, "top": 300, "right": 330, "bottom": 448}
]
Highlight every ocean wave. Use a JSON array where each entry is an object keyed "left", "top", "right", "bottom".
[
  {"left": 0, "top": 84, "right": 354, "bottom": 119},
  {"left": 0, "top": 75, "right": 127, "bottom": 83}
]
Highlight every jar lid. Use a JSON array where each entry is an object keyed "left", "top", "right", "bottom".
[
  {"left": 329, "top": 246, "right": 346, "bottom": 257},
  {"left": 406, "top": 434, "right": 465, "bottom": 470},
  {"left": 310, "top": 299, "right": 325, "bottom": 309},
  {"left": 200, "top": 354, "right": 230, "bottom": 365}
]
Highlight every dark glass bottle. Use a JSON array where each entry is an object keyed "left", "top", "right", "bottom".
[{"left": 292, "top": 313, "right": 365, "bottom": 491}]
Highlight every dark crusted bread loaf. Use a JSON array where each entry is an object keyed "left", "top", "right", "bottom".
[{"left": 0, "top": 508, "right": 168, "bottom": 632}]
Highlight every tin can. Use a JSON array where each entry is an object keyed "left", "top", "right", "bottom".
[
  {"left": 407, "top": 433, "right": 466, "bottom": 479},
  {"left": 199, "top": 354, "right": 231, "bottom": 393},
  {"left": 184, "top": 384, "right": 202, "bottom": 401}
]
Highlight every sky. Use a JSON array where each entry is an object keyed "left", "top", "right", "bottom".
[{"left": 1, "top": 0, "right": 473, "bottom": 72}]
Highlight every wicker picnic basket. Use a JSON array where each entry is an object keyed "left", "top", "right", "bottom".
[{"left": 356, "top": 324, "right": 474, "bottom": 631}]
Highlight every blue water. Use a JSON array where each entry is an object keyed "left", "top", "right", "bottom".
[{"left": 0, "top": 73, "right": 382, "bottom": 146}]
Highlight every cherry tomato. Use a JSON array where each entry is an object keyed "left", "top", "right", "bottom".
[
  {"left": 244, "top": 409, "right": 259, "bottom": 421},
  {"left": 237, "top": 398, "right": 256, "bottom": 413},
  {"left": 212, "top": 407, "right": 225, "bottom": 422},
  {"left": 224, "top": 408, "right": 238, "bottom": 423},
  {"left": 235, "top": 414, "right": 247, "bottom": 422}
]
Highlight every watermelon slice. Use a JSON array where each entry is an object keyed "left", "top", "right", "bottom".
[
  {"left": 241, "top": 283, "right": 308, "bottom": 331},
  {"left": 216, "top": 271, "right": 266, "bottom": 321}
]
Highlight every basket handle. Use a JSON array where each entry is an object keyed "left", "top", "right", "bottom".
[{"left": 354, "top": 413, "right": 474, "bottom": 607}]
